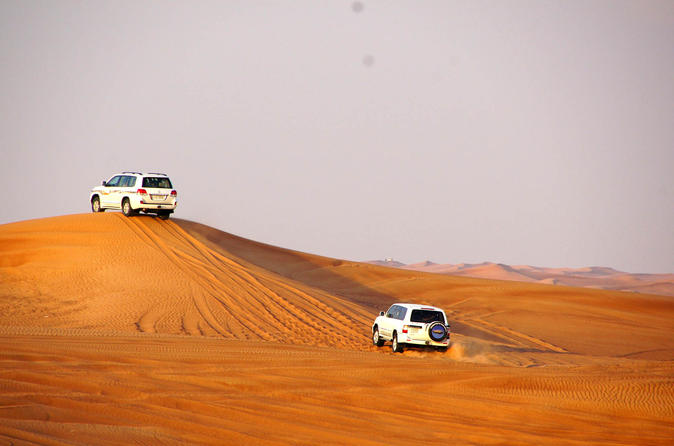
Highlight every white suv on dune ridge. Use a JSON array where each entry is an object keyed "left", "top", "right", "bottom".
[
  {"left": 90, "top": 172, "right": 177, "bottom": 220},
  {"left": 372, "top": 303, "right": 450, "bottom": 353}
]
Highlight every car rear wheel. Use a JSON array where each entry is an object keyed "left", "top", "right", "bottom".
[
  {"left": 158, "top": 211, "right": 170, "bottom": 220},
  {"left": 372, "top": 327, "right": 385, "bottom": 347},
  {"left": 122, "top": 198, "right": 135, "bottom": 217},
  {"left": 391, "top": 332, "right": 404, "bottom": 353},
  {"left": 91, "top": 196, "right": 104, "bottom": 213}
]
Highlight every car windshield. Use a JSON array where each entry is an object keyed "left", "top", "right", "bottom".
[
  {"left": 142, "top": 177, "right": 172, "bottom": 188},
  {"left": 410, "top": 310, "right": 446, "bottom": 324}
]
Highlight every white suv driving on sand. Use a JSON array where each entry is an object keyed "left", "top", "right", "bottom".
[
  {"left": 372, "top": 303, "right": 450, "bottom": 353},
  {"left": 90, "top": 172, "right": 177, "bottom": 220}
]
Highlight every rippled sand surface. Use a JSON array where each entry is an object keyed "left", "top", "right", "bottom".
[{"left": 1, "top": 214, "right": 672, "bottom": 445}]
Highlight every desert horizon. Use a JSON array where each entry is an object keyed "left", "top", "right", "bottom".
[
  {"left": 368, "top": 259, "right": 674, "bottom": 297},
  {"left": 1, "top": 213, "right": 672, "bottom": 445}
]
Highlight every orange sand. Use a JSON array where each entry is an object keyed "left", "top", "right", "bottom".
[{"left": 1, "top": 213, "right": 673, "bottom": 445}]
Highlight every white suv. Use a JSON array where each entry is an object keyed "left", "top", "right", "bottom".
[
  {"left": 372, "top": 303, "right": 450, "bottom": 353},
  {"left": 90, "top": 172, "right": 177, "bottom": 220}
]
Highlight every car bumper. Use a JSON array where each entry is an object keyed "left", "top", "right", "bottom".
[
  {"left": 400, "top": 336, "right": 450, "bottom": 347},
  {"left": 130, "top": 197, "right": 177, "bottom": 210},
  {"left": 137, "top": 203, "right": 177, "bottom": 211}
]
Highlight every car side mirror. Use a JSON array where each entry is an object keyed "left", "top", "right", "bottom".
[
  {"left": 102, "top": 180, "right": 107, "bottom": 186},
  {"left": 379, "top": 311, "right": 385, "bottom": 316}
]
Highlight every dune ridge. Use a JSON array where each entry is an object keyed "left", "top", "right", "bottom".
[{"left": 1, "top": 214, "right": 673, "bottom": 445}]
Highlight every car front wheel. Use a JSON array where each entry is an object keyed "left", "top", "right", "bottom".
[
  {"left": 392, "top": 332, "right": 404, "bottom": 353},
  {"left": 91, "top": 196, "right": 104, "bottom": 213}
]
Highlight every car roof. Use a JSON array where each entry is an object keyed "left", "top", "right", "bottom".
[
  {"left": 115, "top": 172, "right": 170, "bottom": 177},
  {"left": 391, "top": 303, "right": 445, "bottom": 312}
]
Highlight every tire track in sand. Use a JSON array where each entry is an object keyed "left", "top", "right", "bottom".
[
  {"left": 162, "top": 220, "right": 372, "bottom": 348},
  {"left": 117, "top": 215, "right": 370, "bottom": 348},
  {"left": 118, "top": 215, "right": 262, "bottom": 340},
  {"left": 456, "top": 315, "right": 567, "bottom": 353}
]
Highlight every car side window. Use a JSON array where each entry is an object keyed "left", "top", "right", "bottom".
[
  {"left": 386, "top": 306, "right": 396, "bottom": 318},
  {"left": 106, "top": 176, "right": 121, "bottom": 187},
  {"left": 398, "top": 307, "right": 408, "bottom": 321},
  {"left": 120, "top": 176, "right": 136, "bottom": 187}
]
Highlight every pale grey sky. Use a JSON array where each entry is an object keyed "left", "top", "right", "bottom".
[{"left": 1, "top": 1, "right": 672, "bottom": 273}]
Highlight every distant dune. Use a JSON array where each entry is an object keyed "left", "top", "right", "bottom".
[
  {"left": 370, "top": 259, "right": 674, "bottom": 296},
  {"left": 1, "top": 214, "right": 673, "bottom": 445}
]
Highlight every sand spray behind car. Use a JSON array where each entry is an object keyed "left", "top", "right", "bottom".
[
  {"left": 446, "top": 338, "right": 495, "bottom": 364},
  {"left": 394, "top": 336, "right": 496, "bottom": 364}
]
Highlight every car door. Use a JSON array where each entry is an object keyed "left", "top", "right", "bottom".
[
  {"left": 379, "top": 305, "right": 398, "bottom": 339},
  {"left": 118, "top": 176, "right": 135, "bottom": 205},
  {"left": 390, "top": 306, "right": 405, "bottom": 338},
  {"left": 100, "top": 175, "right": 122, "bottom": 206}
]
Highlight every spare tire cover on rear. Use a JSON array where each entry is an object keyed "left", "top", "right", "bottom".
[{"left": 428, "top": 322, "right": 448, "bottom": 341}]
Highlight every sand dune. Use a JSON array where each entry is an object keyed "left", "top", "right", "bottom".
[
  {"left": 383, "top": 260, "right": 674, "bottom": 296},
  {"left": 1, "top": 214, "right": 673, "bottom": 445},
  {"left": 0, "top": 214, "right": 371, "bottom": 348}
]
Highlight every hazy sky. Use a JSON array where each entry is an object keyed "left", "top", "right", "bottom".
[{"left": 1, "top": 1, "right": 673, "bottom": 273}]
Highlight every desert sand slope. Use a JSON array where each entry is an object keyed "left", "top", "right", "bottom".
[
  {"left": 1, "top": 214, "right": 673, "bottom": 445},
  {"left": 0, "top": 213, "right": 373, "bottom": 348}
]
